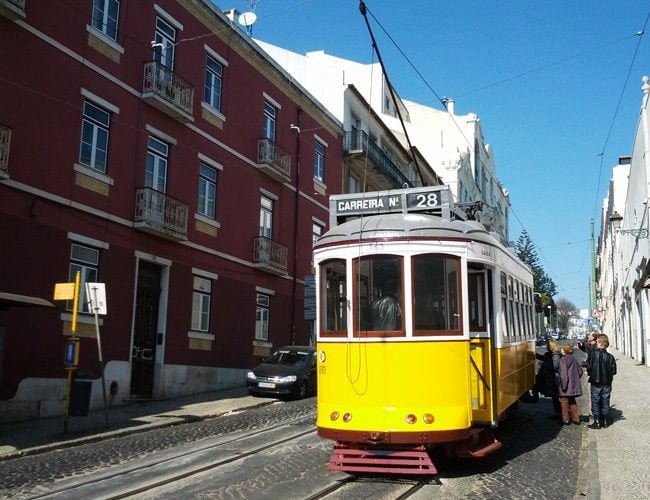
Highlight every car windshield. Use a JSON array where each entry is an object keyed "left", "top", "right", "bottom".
[{"left": 266, "top": 350, "right": 311, "bottom": 366}]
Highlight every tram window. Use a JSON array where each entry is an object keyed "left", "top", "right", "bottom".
[
  {"left": 319, "top": 259, "right": 347, "bottom": 337},
  {"left": 500, "top": 272, "right": 509, "bottom": 339},
  {"left": 468, "top": 272, "right": 486, "bottom": 331},
  {"left": 508, "top": 277, "right": 515, "bottom": 337},
  {"left": 412, "top": 254, "right": 461, "bottom": 336},
  {"left": 354, "top": 255, "right": 403, "bottom": 336},
  {"left": 516, "top": 281, "right": 523, "bottom": 338}
]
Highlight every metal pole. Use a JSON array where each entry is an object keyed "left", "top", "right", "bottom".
[
  {"left": 64, "top": 271, "right": 81, "bottom": 434},
  {"left": 591, "top": 219, "right": 598, "bottom": 329},
  {"left": 90, "top": 285, "right": 109, "bottom": 428}
]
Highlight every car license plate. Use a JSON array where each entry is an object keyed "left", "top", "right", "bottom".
[{"left": 258, "top": 382, "right": 276, "bottom": 388}]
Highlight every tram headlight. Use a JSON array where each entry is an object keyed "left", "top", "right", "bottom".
[
  {"left": 423, "top": 413, "right": 435, "bottom": 424},
  {"left": 330, "top": 411, "right": 340, "bottom": 421},
  {"left": 342, "top": 412, "right": 352, "bottom": 423},
  {"left": 405, "top": 414, "right": 417, "bottom": 424}
]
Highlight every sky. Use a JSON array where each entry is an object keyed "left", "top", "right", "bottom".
[{"left": 226, "top": 0, "right": 650, "bottom": 311}]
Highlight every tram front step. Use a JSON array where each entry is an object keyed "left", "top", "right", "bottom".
[{"left": 327, "top": 444, "right": 437, "bottom": 475}]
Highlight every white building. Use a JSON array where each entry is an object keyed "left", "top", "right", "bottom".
[
  {"left": 256, "top": 42, "right": 510, "bottom": 243},
  {"left": 598, "top": 76, "right": 650, "bottom": 366}
]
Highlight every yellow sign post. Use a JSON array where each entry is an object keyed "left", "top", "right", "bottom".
[{"left": 53, "top": 271, "right": 81, "bottom": 433}]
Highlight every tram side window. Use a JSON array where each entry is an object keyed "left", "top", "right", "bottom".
[
  {"left": 525, "top": 286, "right": 534, "bottom": 338},
  {"left": 320, "top": 259, "right": 347, "bottom": 337},
  {"left": 516, "top": 281, "right": 524, "bottom": 338},
  {"left": 355, "top": 255, "right": 403, "bottom": 336},
  {"left": 413, "top": 254, "right": 461, "bottom": 335},
  {"left": 500, "top": 272, "right": 508, "bottom": 339},
  {"left": 507, "top": 276, "right": 516, "bottom": 337}
]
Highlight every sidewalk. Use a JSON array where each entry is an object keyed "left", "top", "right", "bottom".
[
  {"left": 0, "top": 386, "right": 276, "bottom": 461},
  {"left": 580, "top": 347, "right": 650, "bottom": 499}
]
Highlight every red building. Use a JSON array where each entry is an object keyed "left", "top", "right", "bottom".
[{"left": 0, "top": 0, "right": 342, "bottom": 422}]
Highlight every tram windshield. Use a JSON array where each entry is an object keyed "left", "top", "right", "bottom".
[{"left": 319, "top": 253, "right": 462, "bottom": 338}]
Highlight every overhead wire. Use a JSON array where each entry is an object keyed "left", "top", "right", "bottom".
[
  {"left": 591, "top": 18, "right": 648, "bottom": 221},
  {"left": 359, "top": 2, "right": 649, "bottom": 305}
]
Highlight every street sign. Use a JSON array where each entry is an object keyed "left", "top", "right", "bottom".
[
  {"left": 85, "top": 283, "right": 107, "bottom": 315},
  {"left": 54, "top": 282, "right": 75, "bottom": 300},
  {"left": 64, "top": 338, "right": 80, "bottom": 369}
]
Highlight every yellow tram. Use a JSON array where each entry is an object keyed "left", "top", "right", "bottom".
[{"left": 314, "top": 186, "right": 536, "bottom": 475}]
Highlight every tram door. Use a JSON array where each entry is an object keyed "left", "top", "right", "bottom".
[
  {"left": 468, "top": 270, "right": 493, "bottom": 423},
  {"left": 131, "top": 261, "right": 161, "bottom": 398}
]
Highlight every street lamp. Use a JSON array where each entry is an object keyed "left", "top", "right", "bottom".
[
  {"left": 609, "top": 211, "right": 649, "bottom": 238},
  {"left": 547, "top": 305, "right": 552, "bottom": 333}
]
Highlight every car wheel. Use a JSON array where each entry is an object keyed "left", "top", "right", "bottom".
[{"left": 297, "top": 380, "right": 308, "bottom": 399}]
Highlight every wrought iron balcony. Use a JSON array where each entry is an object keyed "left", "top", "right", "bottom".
[
  {"left": 253, "top": 236, "right": 288, "bottom": 275},
  {"left": 257, "top": 138, "right": 291, "bottom": 183},
  {"left": 343, "top": 130, "right": 413, "bottom": 189},
  {"left": 142, "top": 61, "right": 194, "bottom": 123},
  {"left": 0, "top": 124, "right": 10, "bottom": 178},
  {"left": 134, "top": 187, "right": 188, "bottom": 241},
  {"left": 0, "top": 0, "right": 26, "bottom": 20}
]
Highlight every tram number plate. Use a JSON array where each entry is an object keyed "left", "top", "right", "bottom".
[{"left": 258, "top": 382, "right": 276, "bottom": 388}]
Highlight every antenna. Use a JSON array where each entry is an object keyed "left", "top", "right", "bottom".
[{"left": 238, "top": 0, "right": 258, "bottom": 36}]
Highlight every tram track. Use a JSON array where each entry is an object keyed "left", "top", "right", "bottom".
[
  {"left": 305, "top": 474, "right": 440, "bottom": 499},
  {"left": 18, "top": 415, "right": 316, "bottom": 499}
]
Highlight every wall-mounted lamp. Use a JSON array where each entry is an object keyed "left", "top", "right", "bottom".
[{"left": 609, "top": 211, "right": 648, "bottom": 238}]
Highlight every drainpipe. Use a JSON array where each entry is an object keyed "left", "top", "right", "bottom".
[{"left": 290, "top": 108, "right": 302, "bottom": 345}]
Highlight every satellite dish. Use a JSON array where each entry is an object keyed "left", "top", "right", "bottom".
[{"left": 238, "top": 11, "right": 257, "bottom": 27}]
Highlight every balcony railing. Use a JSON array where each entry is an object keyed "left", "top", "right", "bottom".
[
  {"left": 142, "top": 61, "right": 194, "bottom": 123},
  {"left": 344, "top": 130, "right": 413, "bottom": 188},
  {"left": 134, "top": 187, "right": 188, "bottom": 241},
  {"left": 253, "top": 236, "right": 288, "bottom": 274},
  {"left": 0, "top": 124, "right": 10, "bottom": 178},
  {"left": 0, "top": 0, "right": 26, "bottom": 20},
  {"left": 257, "top": 138, "right": 291, "bottom": 183}
]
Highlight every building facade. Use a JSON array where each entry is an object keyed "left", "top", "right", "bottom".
[
  {"left": 0, "top": 0, "right": 342, "bottom": 421},
  {"left": 597, "top": 77, "right": 650, "bottom": 367},
  {"left": 255, "top": 42, "right": 510, "bottom": 243}
]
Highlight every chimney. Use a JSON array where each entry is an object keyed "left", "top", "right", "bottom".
[
  {"left": 223, "top": 8, "right": 240, "bottom": 22},
  {"left": 441, "top": 97, "right": 455, "bottom": 114}
]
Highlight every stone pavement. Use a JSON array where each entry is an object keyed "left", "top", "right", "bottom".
[{"left": 0, "top": 348, "right": 648, "bottom": 500}]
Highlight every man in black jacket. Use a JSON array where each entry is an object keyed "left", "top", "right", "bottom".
[{"left": 587, "top": 334, "right": 617, "bottom": 429}]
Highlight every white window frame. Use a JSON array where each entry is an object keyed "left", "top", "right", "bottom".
[
  {"left": 146, "top": 136, "right": 168, "bottom": 192},
  {"left": 68, "top": 243, "right": 100, "bottom": 314},
  {"left": 91, "top": 0, "right": 120, "bottom": 41},
  {"left": 259, "top": 195, "right": 273, "bottom": 238},
  {"left": 79, "top": 100, "right": 110, "bottom": 173},
  {"left": 204, "top": 54, "right": 223, "bottom": 112},
  {"left": 263, "top": 101, "right": 277, "bottom": 142},
  {"left": 198, "top": 162, "right": 218, "bottom": 219},
  {"left": 153, "top": 16, "right": 176, "bottom": 69},
  {"left": 255, "top": 292, "right": 270, "bottom": 341},
  {"left": 191, "top": 275, "right": 212, "bottom": 332},
  {"left": 314, "top": 140, "right": 326, "bottom": 182}
]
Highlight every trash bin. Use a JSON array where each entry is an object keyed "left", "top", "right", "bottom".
[{"left": 70, "top": 377, "right": 93, "bottom": 417}]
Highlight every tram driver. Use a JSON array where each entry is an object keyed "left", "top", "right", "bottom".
[{"left": 370, "top": 278, "right": 402, "bottom": 330}]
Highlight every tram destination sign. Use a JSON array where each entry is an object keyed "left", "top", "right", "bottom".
[{"left": 331, "top": 186, "right": 448, "bottom": 222}]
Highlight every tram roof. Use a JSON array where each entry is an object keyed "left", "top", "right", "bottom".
[{"left": 315, "top": 212, "right": 501, "bottom": 248}]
